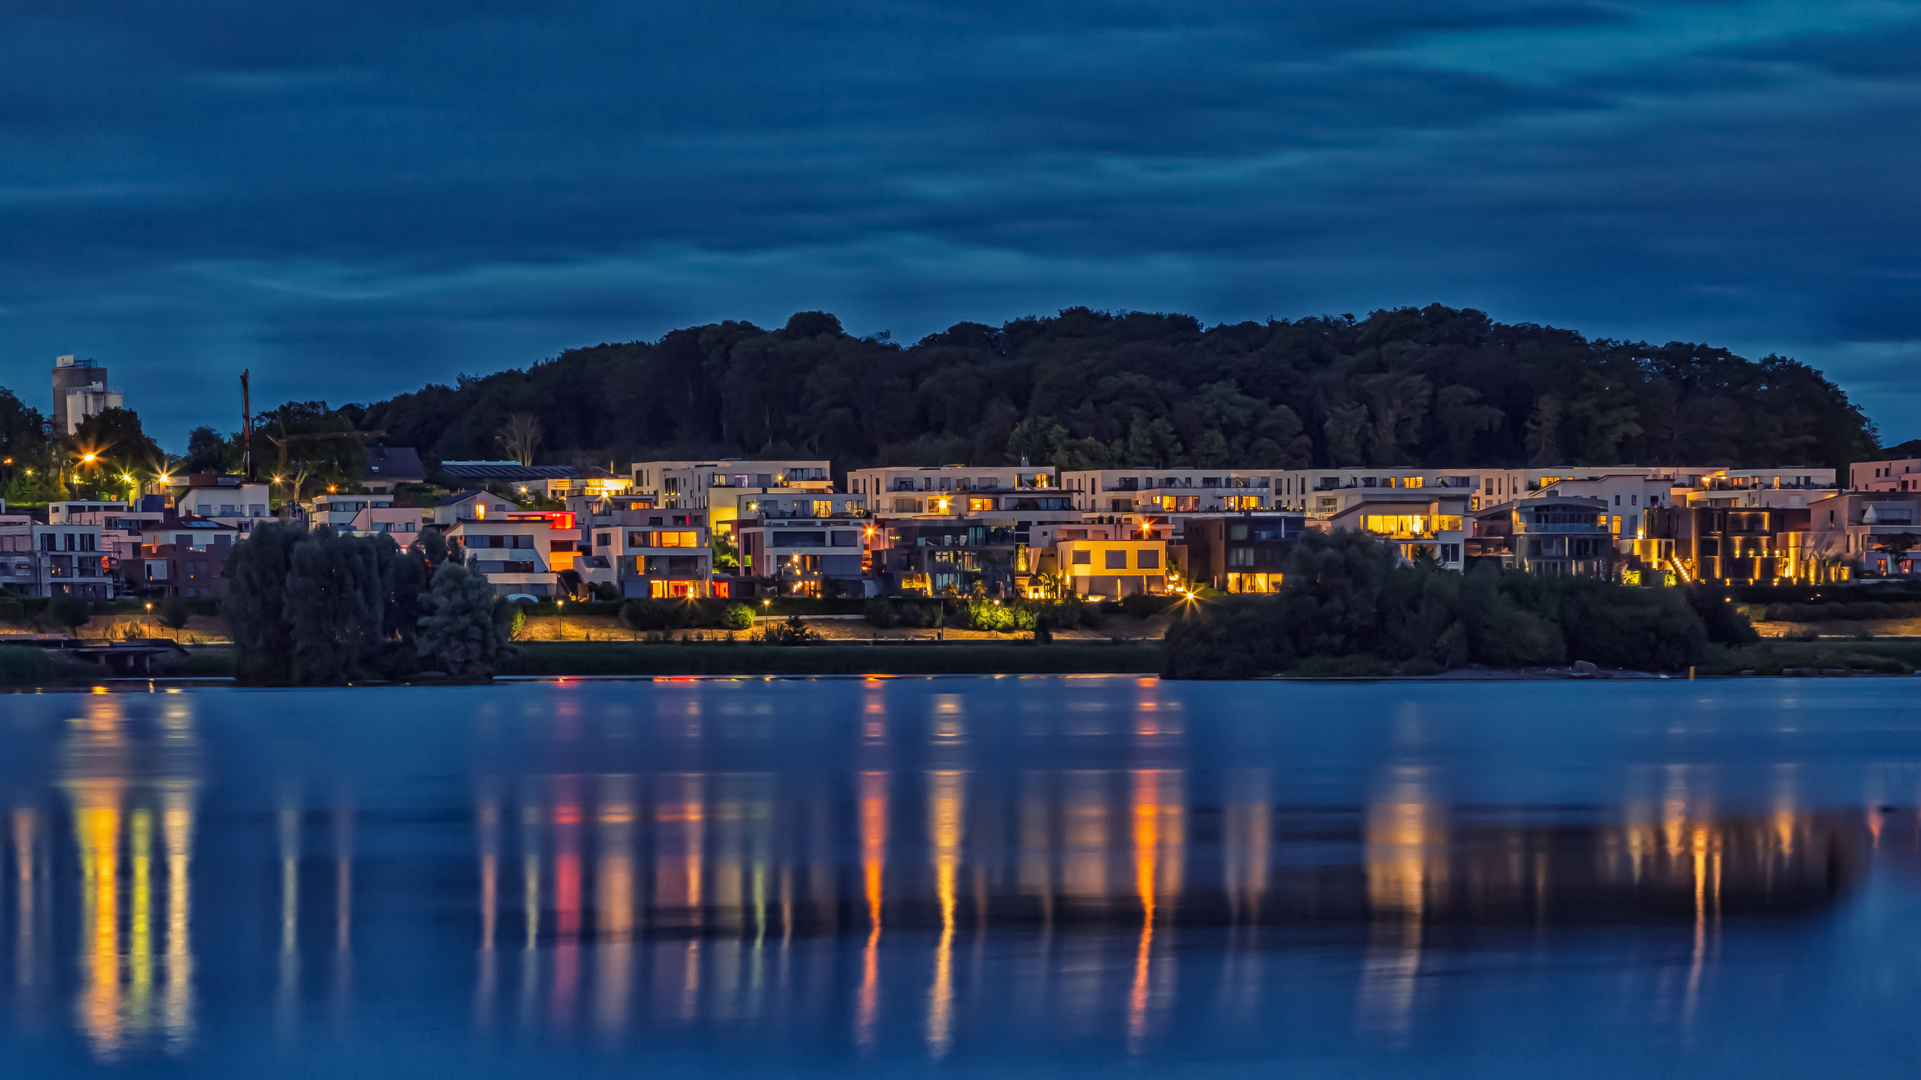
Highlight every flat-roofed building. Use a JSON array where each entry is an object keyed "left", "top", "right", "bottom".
[
  {"left": 1806, "top": 492, "right": 1921, "bottom": 578},
  {"left": 631, "top": 460, "right": 831, "bottom": 537},
  {"left": 735, "top": 492, "right": 871, "bottom": 597},
  {"left": 1851, "top": 458, "right": 1921, "bottom": 493},
  {"left": 1470, "top": 497, "right": 1613, "bottom": 577},
  {"left": 1323, "top": 491, "right": 1473, "bottom": 571},
  {"left": 1183, "top": 513, "right": 1305, "bottom": 593}
]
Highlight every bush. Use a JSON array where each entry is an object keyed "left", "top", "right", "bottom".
[
  {"left": 1687, "top": 590, "right": 1759, "bottom": 646},
  {"left": 0, "top": 598, "right": 23, "bottom": 623},
  {"left": 863, "top": 598, "right": 943, "bottom": 628},
  {"left": 48, "top": 593, "right": 92, "bottom": 633},
  {"left": 958, "top": 598, "right": 1019, "bottom": 632},
  {"left": 1160, "top": 531, "right": 1719, "bottom": 679},
  {"left": 592, "top": 582, "right": 620, "bottom": 602},
  {"left": 755, "top": 614, "right": 819, "bottom": 645},
  {"left": 1119, "top": 592, "right": 1174, "bottom": 620},
  {"left": 720, "top": 602, "right": 755, "bottom": 630},
  {"left": 618, "top": 598, "right": 697, "bottom": 632},
  {"left": 156, "top": 597, "right": 192, "bottom": 632},
  {"left": 0, "top": 645, "right": 54, "bottom": 685}
]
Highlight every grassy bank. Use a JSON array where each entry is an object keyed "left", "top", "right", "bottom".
[
  {"left": 1701, "top": 639, "right": 1921, "bottom": 676},
  {"left": 499, "top": 642, "right": 1161, "bottom": 677}
]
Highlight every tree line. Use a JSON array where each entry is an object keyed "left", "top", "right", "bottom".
[
  {"left": 0, "top": 303, "right": 1886, "bottom": 506},
  {"left": 224, "top": 523, "right": 509, "bottom": 683},
  {"left": 354, "top": 305, "right": 1878, "bottom": 475}
]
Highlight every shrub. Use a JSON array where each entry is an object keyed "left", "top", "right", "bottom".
[
  {"left": 0, "top": 598, "right": 23, "bottom": 623},
  {"left": 618, "top": 598, "right": 696, "bottom": 632},
  {"left": 720, "top": 602, "right": 755, "bottom": 630},
  {"left": 505, "top": 604, "right": 528, "bottom": 641},
  {"left": 958, "top": 598, "right": 1018, "bottom": 632},
  {"left": 156, "top": 597, "right": 192, "bottom": 632},
  {"left": 864, "top": 598, "right": 943, "bottom": 628},
  {"left": 592, "top": 582, "right": 620, "bottom": 602},
  {"left": 755, "top": 614, "right": 819, "bottom": 645},
  {"left": 1161, "top": 598, "right": 1292, "bottom": 679},
  {"left": 0, "top": 645, "right": 54, "bottom": 686},
  {"left": 48, "top": 593, "right": 92, "bottom": 633},
  {"left": 1119, "top": 592, "right": 1174, "bottom": 620}
]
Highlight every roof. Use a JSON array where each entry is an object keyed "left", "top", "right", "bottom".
[
  {"left": 434, "top": 489, "right": 512, "bottom": 508},
  {"left": 439, "top": 460, "right": 579, "bottom": 481},
  {"left": 360, "top": 446, "right": 425, "bottom": 481}
]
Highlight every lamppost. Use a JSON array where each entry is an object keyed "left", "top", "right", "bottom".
[{"left": 144, "top": 601, "right": 153, "bottom": 640}]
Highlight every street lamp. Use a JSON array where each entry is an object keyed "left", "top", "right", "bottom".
[
  {"left": 556, "top": 597, "right": 565, "bottom": 641},
  {"left": 145, "top": 601, "right": 153, "bottom": 639}
]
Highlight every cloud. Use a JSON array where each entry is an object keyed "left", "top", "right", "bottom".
[{"left": 0, "top": 0, "right": 1918, "bottom": 446}]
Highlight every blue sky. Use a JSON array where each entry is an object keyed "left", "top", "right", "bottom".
[{"left": 3, "top": 0, "right": 1919, "bottom": 449}]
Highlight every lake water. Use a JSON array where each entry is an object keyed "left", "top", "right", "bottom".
[{"left": 2, "top": 676, "right": 1920, "bottom": 1077}]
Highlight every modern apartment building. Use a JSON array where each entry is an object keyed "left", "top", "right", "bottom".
[
  {"left": 631, "top": 460, "right": 831, "bottom": 536},
  {"left": 1469, "top": 497, "right": 1613, "bottom": 576},
  {"left": 1060, "top": 469, "right": 1273, "bottom": 514},
  {"left": 0, "top": 515, "right": 114, "bottom": 597},
  {"left": 734, "top": 492, "right": 871, "bottom": 597},
  {"left": 1852, "top": 457, "right": 1921, "bottom": 493},
  {"left": 854, "top": 465, "right": 1075, "bottom": 597},
  {"left": 1805, "top": 493, "right": 1921, "bottom": 577},
  {"left": 1182, "top": 514, "right": 1305, "bottom": 593},
  {"left": 568, "top": 497, "right": 712, "bottom": 599},
  {"left": 1324, "top": 490, "right": 1473, "bottom": 570},
  {"left": 1642, "top": 504, "right": 1805, "bottom": 584},
  {"left": 445, "top": 518, "right": 562, "bottom": 600}
]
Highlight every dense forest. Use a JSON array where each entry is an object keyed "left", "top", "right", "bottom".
[
  {"left": 354, "top": 306, "right": 1878, "bottom": 476},
  {"left": 0, "top": 305, "right": 1888, "bottom": 502}
]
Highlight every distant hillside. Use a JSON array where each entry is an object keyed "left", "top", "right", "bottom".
[{"left": 356, "top": 305, "right": 1879, "bottom": 476}]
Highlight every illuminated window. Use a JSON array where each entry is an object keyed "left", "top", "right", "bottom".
[
  {"left": 811, "top": 500, "right": 831, "bottom": 518},
  {"left": 968, "top": 497, "right": 995, "bottom": 512}
]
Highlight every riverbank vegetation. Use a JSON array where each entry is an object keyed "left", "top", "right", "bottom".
[
  {"left": 1162, "top": 530, "right": 1756, "bottom": 678},
  {"left": 224, "top": 523, "right": 509, "bottom": 683}
]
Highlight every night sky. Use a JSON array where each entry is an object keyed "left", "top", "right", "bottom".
[{"left": 4, "top": 0, "right": 1919, "bottom": 448}]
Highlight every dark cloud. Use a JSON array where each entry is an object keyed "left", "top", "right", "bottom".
[{"left": 0, "top": 0, "right": 1918, "bottom": 445}]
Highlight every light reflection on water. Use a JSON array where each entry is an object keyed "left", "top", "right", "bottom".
[{"left": 1, "top": 677, "right": 1919, "bottom": 1077}]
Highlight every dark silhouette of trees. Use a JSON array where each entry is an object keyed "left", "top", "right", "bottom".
[{"left": 326, "top": 305, "right": 1876, "bottom": 476}]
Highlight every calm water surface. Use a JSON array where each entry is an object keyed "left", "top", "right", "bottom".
[{"left": 3, "top": 676, "right": 1921, "bottom": 1077}]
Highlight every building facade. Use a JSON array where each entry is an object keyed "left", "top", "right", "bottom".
[{"left": 1182, "top": 514, "right": 1304, "bottom": 593}]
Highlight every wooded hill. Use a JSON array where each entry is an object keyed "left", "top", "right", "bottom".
[{"left": 345, "top": 305, "right": 1879, "bottom": 476}]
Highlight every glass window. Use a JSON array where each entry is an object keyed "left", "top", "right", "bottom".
[
  {"left": 1071, "top": 549, "right": 1091, "bottom": 565},
  {"left": 1137, "top": 549, "right": 1160, "bottom": 569},
  {"left": 1229, "top": 523, "right": 1248, "bottom": 540},
  {"left": 1104, "top": 549, "right": 1127, "bottom": 570}
]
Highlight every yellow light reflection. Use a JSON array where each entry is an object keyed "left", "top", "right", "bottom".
[
  {"left": 596, "top": 775, "right": 636, "bottom": 1034},
  {"left": 927, "top": 769, "right": 963, "bottom": 1058}
]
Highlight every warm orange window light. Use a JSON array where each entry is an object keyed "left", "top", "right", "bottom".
[{"left": 967, "top": 498, "right": 994, "bottom": 512}]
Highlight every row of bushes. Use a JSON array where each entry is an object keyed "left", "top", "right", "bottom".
[
  {"left": 1163, "top": 530, "right": 1756, "bottom": 678},
  {"left": 1760, "top": 600, "right": 1921, "bottom": 623}
]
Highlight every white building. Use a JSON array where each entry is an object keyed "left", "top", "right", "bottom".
[
  {"left": 51, "top": 355, "right": 122, "bottom": 435},
  {"left": 630, "top": 460, "right": 832, "bottom": 537},
  {"left": 0, "top": 515, "right": 114, "bottom": 597}
]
